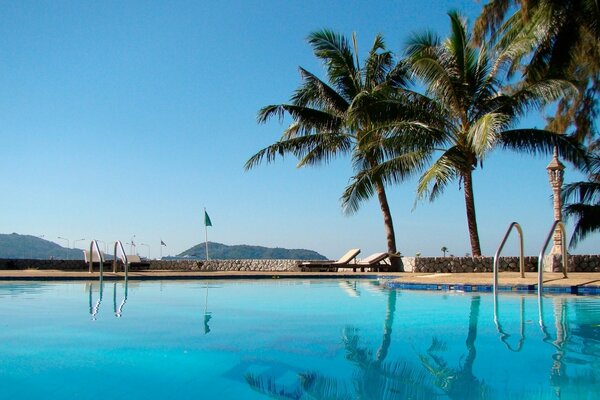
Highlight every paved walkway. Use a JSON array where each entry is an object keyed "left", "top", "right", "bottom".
[{"left": 1, "top": 270, "right": 599, "bottom": 288}]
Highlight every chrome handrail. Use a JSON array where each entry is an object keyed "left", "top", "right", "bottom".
[
  {"left": 88, "top": 240, "right": 105, "bottom": 275},
  {"left": 537, "top": 221, "right": 568, "bottom": 297},
  {"left": 112, "top": 240, "right": 129, "bottom": 281},
  {"left": 493, "top": 222, "right": 525, "bottom": 294}
]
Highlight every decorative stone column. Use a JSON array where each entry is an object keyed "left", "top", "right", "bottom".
[{"left": 547, "top": 147, "right": 565, "bottom": 256}]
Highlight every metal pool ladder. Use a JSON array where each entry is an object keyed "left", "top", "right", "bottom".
[
  {"left": 537, "top": 220, "right": 568, "bottom": 297},
  {"left": 493, "top": 221, "right": 525, "bottom": 295},
  {"left": 492, "top": 222, "right": 525, "bottom": 340}
]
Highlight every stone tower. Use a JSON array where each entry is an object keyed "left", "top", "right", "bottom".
[{"left": 547, "top": 147, "right": 565, "bottom": 255}]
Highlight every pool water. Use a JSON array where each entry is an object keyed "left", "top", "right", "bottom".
[{"left": 0, "top": 279, "right": 599, "bottom": 399}]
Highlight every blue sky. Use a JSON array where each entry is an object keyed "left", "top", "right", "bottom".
[{"left": 0, "top": 1, "right": 595, "bottom": 259}]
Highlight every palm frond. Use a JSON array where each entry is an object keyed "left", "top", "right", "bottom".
[
  {"left": 342, "top": 150, "right": 429, "bottom": 214},
  {"left": 244, "top": 133, "right": 350, "bottom": 170},
  {"left": 472, "top": 0, "right": 518, "bottom": 45},
  {"left": 468, "top": 112, "right": 510, "bottom": 157},
  {"left": 499, "top": 129, "right": 590, "bottom": 170},
  {"left": 563, "top": 181, "right": 600, "bottom": 206},
  {"left": 257, "top": 104, "right": 343, "bottom": 137},
  {"left": 417, "top": 147, "right": 465, "bottom": 202},
  {"left": 308, "top": 29, "right": 361, "bottom": 101},
  {"left": 364, "top": 34, "right": 394, "bottom": 89},
  {"left": 291, "top": 67, "right": 350, "bottom": 114},
  {"left": 510, "top": 79, "right": 578, "bottom": 116},
  {"left": 297, "top": 132, "right": 353, "bottom": 167},
  {"left": 564, "top": 204, "right": 600, "bottom": 248}
]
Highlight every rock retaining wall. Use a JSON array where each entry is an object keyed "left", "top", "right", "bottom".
[
  {"left": 403, "top": 254, "right": 600, "bottom": 273},
  {"left": 0, "top": 255, "right": 598, "bottom": 273}
]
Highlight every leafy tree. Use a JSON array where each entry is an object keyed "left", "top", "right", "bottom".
[
  {"left": 246, "top": 30, "right": 424, "bottom": 262},
  {"left": 474, "top": 0, "right": 600, "bottom": 144},
  {"left": 382, "top": 11, "right": 588, "bottom": 256},
  {"left": 441, "top": 246, "right": 448, "bottom": 257}
]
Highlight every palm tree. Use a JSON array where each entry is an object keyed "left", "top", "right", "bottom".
[
  {"left": 474, "top": 0, "right": 600, "bottom": 144},
  {"left": 389, "top": 11, "right": 588, "bottom": 256},
  {"left": 420, "top": 296, "right": 490, "bottom": 399},
  {"left": 563, "top": 152, "right": 600, "bottom": 247},
  {"left": 245, "top": 30, "right": 423, "bottom": 263},
  {"left": 441, "top": 246, "right": 448, "bottom": 257}
]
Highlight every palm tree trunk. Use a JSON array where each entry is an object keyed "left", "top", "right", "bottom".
[
  {"left": 376, "top": 289, "right": 397, "bottom": 363},
  {"left": 463, "top": 170, "right": 482, "bottom": 257},
  {"left": 374, "top": 180, "right": 398, "bottom": 257}
]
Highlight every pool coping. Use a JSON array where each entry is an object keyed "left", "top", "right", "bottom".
[{"left": 1, "top": 270, "right": 600, "bottom": 295}]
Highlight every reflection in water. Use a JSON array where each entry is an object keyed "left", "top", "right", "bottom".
[
  {"left": 203, "top": 282, "right": 212, "bottom": 334},
  {"left": 494, "top": 294, "right": 525, "bottom": 351},
  {"left": 246, "top": 286, "right": 600, "bottom": 400},
  {"left": 420, "top": 295, "right": 489, "bottom": 399},
  {"left": 246, "top": 288, "right": 440, "bottom": 399},
  {"left": 87, "top": 280, "right": 128, "bottom": 319}
]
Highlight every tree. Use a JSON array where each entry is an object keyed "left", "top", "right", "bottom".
[
  {"left": 441, "top": 246, "right": 448, "bottom": 257},
  {"left": 245, "top": 30, "right": 423, "bottom": 262},
  {"left": 474, "top": 0, "right": 600, "bottom": 144},
  {"left": 390, "top": 11, "right": 588, "bottom": 256}
]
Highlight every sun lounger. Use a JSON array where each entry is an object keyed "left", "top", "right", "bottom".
[
  {"left": 353, "top": 252, "right": 399, "bottom": 272},
  {"left": 300, "top": 248, "right": 361, "bottom": 272}
]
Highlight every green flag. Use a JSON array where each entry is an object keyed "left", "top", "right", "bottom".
[{"left": 204, "top": 210, "right": 212, "bottom": 227}]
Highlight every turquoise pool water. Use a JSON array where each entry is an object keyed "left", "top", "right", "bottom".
[{"left": 0, "top": 279, "right": 599, "bottom": 399}]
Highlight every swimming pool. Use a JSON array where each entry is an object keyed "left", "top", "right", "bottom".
[{"left": 0, "top": 279, "right": 598, "bottom": 399}]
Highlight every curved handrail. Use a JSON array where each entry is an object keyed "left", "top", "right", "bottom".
[
  {"left": 88, "top": 240, "right": 105, "bottom": 275},
  {"left": 113, "top": 240, "right": 129, "bottom": 279},
  {"left": 538, "top": 221, "right": 568, "bottom": 297},
  {"left": 493, "top": 222, "right": 525, "bottom": 294}
]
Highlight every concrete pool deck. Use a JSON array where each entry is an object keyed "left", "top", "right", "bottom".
[{"left": 1, "top": 269, "right": 599, "bottom": 287}]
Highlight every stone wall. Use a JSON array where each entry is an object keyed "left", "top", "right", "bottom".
[
  {"left": 403, "top": 254, "right": 600, "bottom": 273},
  {"left": 0, "top": 255, "right": 598, "bottom": 273},
  {"left": 142, "top": 259, "right": 301, "bottom": 272},
  {"left": 0, "top": 258, "right": 302, "bottom": 272},
  {"left": 0, "top": 259, "right": 86, "bottom": 270}
]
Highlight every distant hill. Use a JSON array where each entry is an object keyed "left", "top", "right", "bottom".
[
  {"left": 177, "top": 242, "right": 327, "bottom": 260},
  {"left": 0, "top": 233, "right": 84, "bottom": 260}
]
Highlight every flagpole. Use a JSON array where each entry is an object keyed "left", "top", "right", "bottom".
[
  {"left": 204, "top": 207, "right": 209, "bottom": 261},
  {"left": 160, "top": 240, "right": 162, "bottom": 260}
]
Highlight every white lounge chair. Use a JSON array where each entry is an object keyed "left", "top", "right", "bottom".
[{"left": 300, "top": 249, "right": 361, "bottom": 272}]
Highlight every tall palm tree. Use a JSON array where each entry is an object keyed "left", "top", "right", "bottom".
[
  {"left": 474, "top": 0, "right": 600, "bottom": 144},
  {"left": 390, "top": 11, "right": 588, "bottom": 256},
  {"left": 245, "top": 30, "right": 422, "bottom": 262}
]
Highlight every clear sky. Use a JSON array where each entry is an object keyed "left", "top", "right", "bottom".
[{"left": 0, "top": 1, "right": 596, "bottom": 259}]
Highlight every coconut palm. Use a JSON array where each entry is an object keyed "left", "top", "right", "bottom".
[
  {"left": 245, "top": 30, "right": 425, "bottom": 262},
  {"left": 474, "top": 0, "right": 600, "bottom": 144},
  {"left": 390, "top": 11, "right": 588, "bottom": 256},
  {"left": 441, "top": 246, "right": 448, "bottom": 257},
  {"left": 563, "top": 152, "right": 600, "bottom": 247}
]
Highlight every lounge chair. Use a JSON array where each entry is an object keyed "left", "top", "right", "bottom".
[
  {"left": 300, "top": 248, "right": 361, "bottom": 272},
  {"left": 354, "top": 252, "right": 399, "bottom": 272},
  {"left": 125, "top": 255, "right": 150, "bottom": 268}
]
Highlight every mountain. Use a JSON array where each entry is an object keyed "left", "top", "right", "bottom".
[
  {"left": 177, "top": 242, "right": 327, "bottom": 260},
  {"left": 0, "top": 233, "right": 84, "bottom": 260}
]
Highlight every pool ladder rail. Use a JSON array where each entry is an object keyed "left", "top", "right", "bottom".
[
  {"left": 492, "top": 220, "right": 568, "bottom": 297},
  {"left": 492, "top": 221, "right": 568, "bottom": 339}
]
